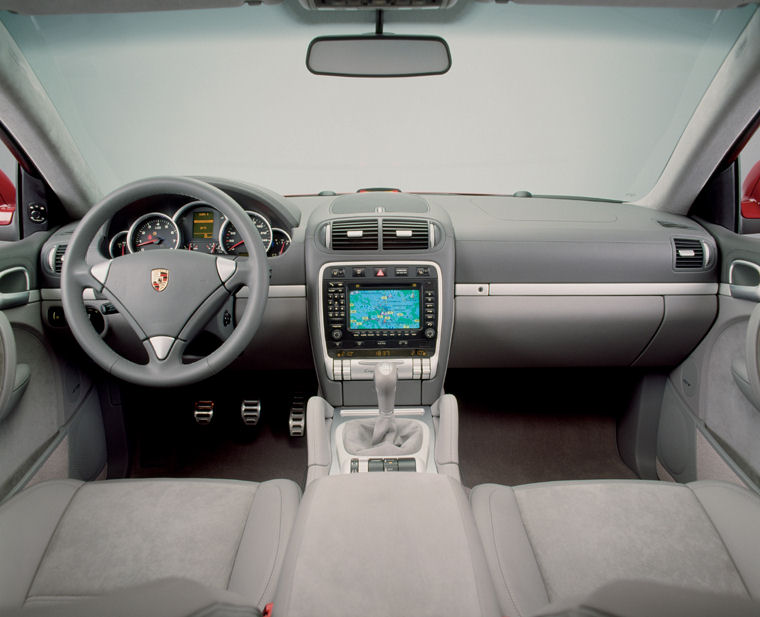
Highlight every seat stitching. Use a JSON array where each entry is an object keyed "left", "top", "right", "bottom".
[
  {"left": 688, "top": 485, "right": 752, "bottom": 598},
  {"left": 254, "top": 483, "right": 283, "bottom": 607},
  {"left": 226, "top": 485, "right": 260, "bottom": 591},
  {"left": 487, "top": 487, "right": 528, "bottom": 617},
  {"left": 23, "top": 482, "right": 85, "bottom": 605}
]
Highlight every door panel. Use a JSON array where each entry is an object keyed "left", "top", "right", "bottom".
[
  {"left": 0, "top": 232, "right": 106, "bottom": 502},
  {"left": 659, "top": 223, "right": 760, "bottom": 492}
]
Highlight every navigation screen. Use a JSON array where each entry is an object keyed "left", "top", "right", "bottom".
[{"left": 349, "top": 289, "right": 420, "bottom": 330}]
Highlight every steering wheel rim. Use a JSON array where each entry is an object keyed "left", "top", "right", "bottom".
[{"left": 61, "top": 176, "right": 269, "bottom": 387}]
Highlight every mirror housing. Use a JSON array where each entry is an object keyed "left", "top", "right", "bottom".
[{"left": 306, "top": 35, "right": 451, "bottom": 78}]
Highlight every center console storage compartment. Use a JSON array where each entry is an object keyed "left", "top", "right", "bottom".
[{"left": 271, "top": 473, "right": 501, "bottom": 617}]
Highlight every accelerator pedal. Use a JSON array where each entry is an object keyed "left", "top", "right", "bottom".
[
  {"left": 193, "top": 400, "right": 214, "bottom": 425},
  {"left": 241, "top": 400, "right": 261, "bottom": 426},
  {"left": 289, "top": 394, "right": 306, "bottom": 437}
]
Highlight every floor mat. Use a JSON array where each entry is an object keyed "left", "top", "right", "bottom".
[
  {"left": 445, "top": 369, "right": 639, "bottom": 488},
  {"left": 126, "top": 370, "right": 315, "bottom": 488}
]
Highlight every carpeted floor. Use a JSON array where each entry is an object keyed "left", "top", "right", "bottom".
[
  {"left": 445, "top": 368, "right": 639, "bottom": 487},
  {"left": 125, "top": 368, "right": 639, "bottom": 490}
]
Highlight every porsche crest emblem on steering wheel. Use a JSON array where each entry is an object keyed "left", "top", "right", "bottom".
[{"left": 151, "top": 269, "right": 169, "bottom": 292}]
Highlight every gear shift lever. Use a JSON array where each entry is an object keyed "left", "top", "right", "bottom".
[
  {"left": 374, "top": 362, "right": 397, "bottom": 417},
  {"left": 342, "top": 361, "right": 423, "bottom": 456}
]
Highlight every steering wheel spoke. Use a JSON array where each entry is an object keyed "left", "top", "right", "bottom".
[
  {"left": 221, "top": 256, "right": 254, "bottom": 291},
  {"left": 69, "top": 261, "right": 110, "bottom": 290}
]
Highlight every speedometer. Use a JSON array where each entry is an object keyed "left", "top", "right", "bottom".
[
  {"left": 219, "top": 211, "right": 272, "bottom": 256},
  {"left": 128, "top": 213, "right": 180, "bottom": 252}
]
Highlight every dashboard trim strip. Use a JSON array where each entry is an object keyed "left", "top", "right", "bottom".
[{"left": 456, "top": 282, "right": 718, "bottom": 296}]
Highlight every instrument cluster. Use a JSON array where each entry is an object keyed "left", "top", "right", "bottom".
[{"left": 106, "top": 201, "right": 291, "bottom": 259}]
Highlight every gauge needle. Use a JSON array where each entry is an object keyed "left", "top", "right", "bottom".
[
  {"left": 279, "top": 243, "right": 286, "bottom": 255},
  {"left": 137, "top": 238, "right": 160, "bottom": 247},
  {"left": 230, "top": 240, "right": 244, "bottom": 250},
  {"left": 121, "top": 245, "right": 126, "bottom": 256}
]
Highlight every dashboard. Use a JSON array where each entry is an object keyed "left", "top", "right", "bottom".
[{"left": 38, "top": 179, "right": 721, "bottom": 408}]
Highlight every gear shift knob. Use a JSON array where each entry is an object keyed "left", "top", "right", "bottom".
[{"left": 374, "top": 362, "right": 397, "bottom": 417}]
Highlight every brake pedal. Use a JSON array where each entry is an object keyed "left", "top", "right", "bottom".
[
  {"left": 289, "top": 394, "right": 306, "bottom": 437},
  {"left": 193, "top": 400, "right": 214, "bottom": 425},
  {"left": 241, "top": 400, "right": 261, "bottom": 426}
]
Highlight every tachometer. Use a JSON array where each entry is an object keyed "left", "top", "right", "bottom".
[
  {"left": 219, "top": 211, "right": 272, "bottom": 255},
  {"left": 128, "top": 213, "right": 180, "bottom": 252}
]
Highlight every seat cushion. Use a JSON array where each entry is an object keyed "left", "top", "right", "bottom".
[
  {"left": 470, "top": 480, "right": 760, "bottom": 617},
  {"left": 0, "top": 478, "right": 300, "bottom": 611}
]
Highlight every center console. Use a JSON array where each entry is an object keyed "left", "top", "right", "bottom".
[{"left": 318, "top": 261, "right": 442, "bottom": 381}]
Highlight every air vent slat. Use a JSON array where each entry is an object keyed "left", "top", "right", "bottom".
[
  {"left": 382, "top": 218, "right": 430, "bottom": 250},
  {"left": 330, "top": 219, "right": 379, "bottom": 251},
  {"left": 53, "top": 244, "right": 67, "bottom": 274},
  {"left": 673, "top": 238, "right": 705, "bottom": 270}
]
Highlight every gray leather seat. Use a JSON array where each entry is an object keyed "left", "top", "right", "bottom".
[
  {"left": 0, "top": 477, "right": 300, "bottom": 612},
  {"left": 470, "top": 480, "right": 760, "bottom": 617}
]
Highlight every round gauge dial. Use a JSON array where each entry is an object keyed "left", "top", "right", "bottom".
[
  {"left": 267, "top": 228, "right": 292, "bottom": 257},
  {"left": 128, "top": 213, "right": 180, "bottom": 252},
  {"left": 220, "top": 211, "right": 272, "bottom": 256},
  {"left": 108, "top": 231, "right": 129, "bottom": 258}
]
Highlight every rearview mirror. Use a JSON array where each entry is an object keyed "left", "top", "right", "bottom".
[{"left": 306, "top": 35, "right": 451, "bottom": 78}]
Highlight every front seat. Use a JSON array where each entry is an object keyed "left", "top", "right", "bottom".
[
  {"left": 0, "top": 477, "right": 300, "bottom": 612},
  {"left": 470, "top": 480, "right": 760, "bottom": 617}
]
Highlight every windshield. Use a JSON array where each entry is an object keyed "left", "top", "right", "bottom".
[{"left": 0, "top": 2, "right": 755, "bottom": 201}]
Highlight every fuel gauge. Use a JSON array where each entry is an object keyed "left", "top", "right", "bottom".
[{"left": 108, "top": 231, "right": 128, "bottom": 258}]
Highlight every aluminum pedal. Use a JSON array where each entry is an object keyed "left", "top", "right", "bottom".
[
  {"left": 193, "top": 400, "right": 214, "bottom": 425},
  {"left": 288, "top": 394, "right": 306, "bottom": 437},
  {"left": 241, "top": 400, "right": 261, "bottom": 426}
]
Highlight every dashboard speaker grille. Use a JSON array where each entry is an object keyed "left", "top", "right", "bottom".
[
  {"left": 330, "top": 219, "right": 379, "bottom": 250},
  {"left": 673, "top": 238, "right": 705, "bottom": 269},
  {"left": 382, "top": 218, "right": 430, "bottom": 250}
]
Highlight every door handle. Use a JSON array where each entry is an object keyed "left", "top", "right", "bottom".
[
  {"left": 0, "top": 267, "right": 30, "bottom": 309},
  {"left": 729, "top": 260, "right": 760, "bottom": 301}
]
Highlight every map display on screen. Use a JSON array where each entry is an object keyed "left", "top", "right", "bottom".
[{"left": 349, "top": 289, "right": 420, "bottom": 330}]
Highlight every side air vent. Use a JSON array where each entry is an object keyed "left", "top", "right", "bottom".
[
  {"left": 329, "top": 219, "right": 379, "bottom": 251},
  {"left": 48, "top": 244, "right": 67, "bottom": 274},
  {"left": 381, "top": 218, "right": 432, "bottom": 250},
  {"left": 673, "top": 238, "right": 707, "bottom": 269}
]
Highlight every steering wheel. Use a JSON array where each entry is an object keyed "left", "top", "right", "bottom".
[{"left": 61, "top": 177, "right": 269, "bottom": 387}]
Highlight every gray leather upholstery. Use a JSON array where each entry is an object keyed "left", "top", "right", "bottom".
[
  {"left": 470, "top": 480, "right": 760, "bottom": 617},
  {"left": 0, "top": 478, "right": 300, "bottom": 612}
]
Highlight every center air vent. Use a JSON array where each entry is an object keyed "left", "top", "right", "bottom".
[
  {"left": 382, "top": 218, "right": 432, "bottom": 250},
  {"left": 329, "top": 219, "right": 379, "bottom": 251},
  {"left": 673, "top": 238, "right": 707, "bottom": 270}
]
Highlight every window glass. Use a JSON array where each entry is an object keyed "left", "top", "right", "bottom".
[{"left": 0, "top": 140, "right": 18, "bottom": 227}]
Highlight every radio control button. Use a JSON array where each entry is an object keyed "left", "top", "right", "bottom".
[
  {"left": 331, "top": 329, "right": 343, "bottom": 340},
  {"left": 352, "top": 268, "right": 365, "bottom": 277},
  {"left": 424, "top": 328, "right": 436, "bottom": 339},
  {"left": 395, "top": 268, "right": 408, "bottom": 276}
]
